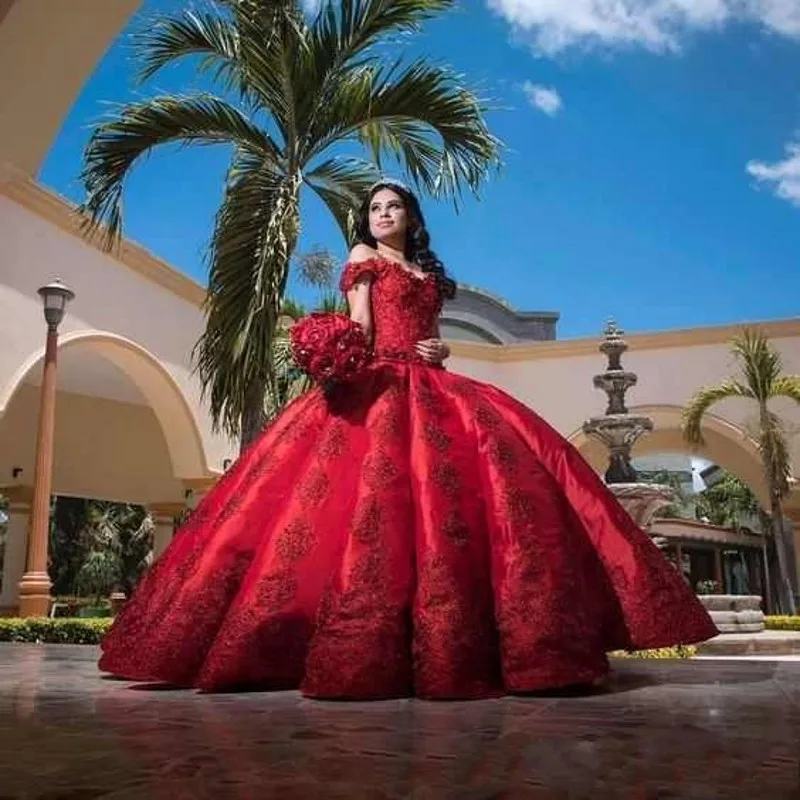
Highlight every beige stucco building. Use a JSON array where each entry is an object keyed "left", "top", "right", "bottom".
[{"left": 0, "top": 0, "right": 799, "bottom": 614}]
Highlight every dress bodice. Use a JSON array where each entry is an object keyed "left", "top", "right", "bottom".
[{"left": 340, "top": 258, "right": 442, "bottom": 362}]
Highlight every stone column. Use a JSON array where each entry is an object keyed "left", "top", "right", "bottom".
[
  {"left": 149, "top": 503, "right": 184, "bottom": 561},
  {"left": 0, "top": 486, "right": 33, "bottom": 614}
]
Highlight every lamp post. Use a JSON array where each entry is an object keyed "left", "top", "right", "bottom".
[{"left": 18, "top": 280, "right": 74, "bottom": 617}]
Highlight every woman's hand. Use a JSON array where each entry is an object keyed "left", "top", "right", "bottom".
[{"left": 415, "top": 338, "right": 450, "bottom": 364}]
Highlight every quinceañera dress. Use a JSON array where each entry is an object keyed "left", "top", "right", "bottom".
[{"left": 100, "top": 257, "right": 716, "bottom": 698}]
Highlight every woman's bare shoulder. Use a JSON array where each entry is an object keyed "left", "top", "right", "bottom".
[{"left": 347, "top": 243, "right": 380, "bottom": 264}]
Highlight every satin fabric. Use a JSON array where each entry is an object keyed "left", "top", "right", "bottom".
[{"left": 99, "top": 258, "right": 716, "bottom": 698}]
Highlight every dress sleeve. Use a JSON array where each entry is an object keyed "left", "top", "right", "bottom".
[{"left": 339, "top": 258, "right": 386, "bottom": 293}]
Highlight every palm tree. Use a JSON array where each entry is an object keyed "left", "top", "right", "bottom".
[
  {"left": 683, "top": 328, "right": 800, "bottom": 614},
  {"left": 79, "top": 0, "right": 500, "bottom": 449}
]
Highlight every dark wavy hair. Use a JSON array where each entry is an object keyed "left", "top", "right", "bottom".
[{"left": 355, "top": 181, "right": 456, "bottom": 300}]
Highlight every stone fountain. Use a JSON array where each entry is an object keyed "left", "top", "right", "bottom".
[
  {"left": 582, "top": 320, "right": 674, "bottom": 535},
  {"left": 582, "top": 321, "right": 765, "bottom": 632}
]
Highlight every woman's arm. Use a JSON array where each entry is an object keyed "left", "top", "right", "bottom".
[{"left": 345, "top": 244, "right": 377, "bottom": 342}]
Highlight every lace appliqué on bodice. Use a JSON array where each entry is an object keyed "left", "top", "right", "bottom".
[{"left": 340, "top": 258, "right": 442, "bottom": 362}]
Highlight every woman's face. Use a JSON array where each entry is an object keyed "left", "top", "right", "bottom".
[{"left": 368, "top": 188, "right": 409, "bottom": 244}]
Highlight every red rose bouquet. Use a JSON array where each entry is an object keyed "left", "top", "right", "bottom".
[{"left": 289, "top": 312, "right": 371, "bottom": 384}]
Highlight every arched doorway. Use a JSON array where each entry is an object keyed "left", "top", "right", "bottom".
[{"left": 0, "top": 331, "right": 214, "bottom": 611}]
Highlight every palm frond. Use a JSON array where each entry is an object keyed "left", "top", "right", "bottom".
[
  {"left": 357, "top": 115, "right": 446, "bottom": 192},
  {"left": 771, "top": 375, "right": 800, "bottom": 406},
  {"left": 305, "top": 157, "right": 379, "bottom": 243},
  {"left": 138, "top": 1, "right": 302, "bottom": 142},
  {"left": 682, "top": 380, "right": 753, "bottom": 445},
  {"left": 306, "top": 59, "right": 501, "bottom": 202},
  {"left": 136, "top": 9, "right": 245, "bottom": 93},
  {"left": 313, "top": 0, "right": 453, "bottom": 61},
  {"left": 732, "top": 327, "right": 783, "bottom": 402},
  {"left": 80, "top": 94, "right": 282, "bottom": 248},
  {"left": 299, "top": 0, "right": 453, "bottom": 136}
]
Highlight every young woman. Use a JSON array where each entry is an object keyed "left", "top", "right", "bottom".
[{"left": 99, "top": 180, "right": 715, "bottom": 699}]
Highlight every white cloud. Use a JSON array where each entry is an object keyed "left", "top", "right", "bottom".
[
  {"left": 521, "top": 82, "right": 563, "bottom": 115},
  {"left": 487, "top": 0, "right": 800, "bottom": 55},
  {"left": 747, "top": 142, "right": 800, "bottom": 206},
  {"left": 754, "top": 0, "right": 800, "bottom": 36}
]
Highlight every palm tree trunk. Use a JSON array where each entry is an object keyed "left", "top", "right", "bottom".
[
  {"left": 760, "top": 417, "right": 798, "bottom": 615},
  {"left": 239, "top": 377, "right": 267, "bottom": 454},
  {"left": 769, "top": 492, "right": 797, "bottom": 615}
]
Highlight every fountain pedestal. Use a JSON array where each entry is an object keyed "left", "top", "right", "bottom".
[{"left": 582, "top": 321, "right": 677, "bottom": 534}]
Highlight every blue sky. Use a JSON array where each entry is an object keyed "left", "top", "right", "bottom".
[{"left": 40, "top": 0, "right": 800, "bottom": 339}]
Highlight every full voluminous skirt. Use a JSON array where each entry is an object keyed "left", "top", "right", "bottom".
[{"left": 99, "top": 363, "right": 716, "bottom": 698}]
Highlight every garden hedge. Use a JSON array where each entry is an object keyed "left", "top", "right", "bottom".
[
  {"left": 609, "top": 645, "right": 696, "bottom": 659},
  {"left": 764, "top": 615, "right": 800, "bottom": 631},
  {"left": 0, "top": 617, "right": 112, "bottom": 644}
]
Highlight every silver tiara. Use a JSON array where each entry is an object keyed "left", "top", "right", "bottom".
[{"left": 369, "top": 177, "right": 411, "bottom": 193}]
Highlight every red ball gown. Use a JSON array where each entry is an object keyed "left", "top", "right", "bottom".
[{"left": 99, "top": 257, "right": 716, "bottom": 698}]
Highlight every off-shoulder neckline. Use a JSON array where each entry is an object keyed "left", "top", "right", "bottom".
[{"left": 346, "top": 255, "right": 432, "bottom": 283}]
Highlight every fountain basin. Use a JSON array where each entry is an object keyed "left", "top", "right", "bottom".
[{"left": 582, "top": 414, "right": 654, "bottom": 441}]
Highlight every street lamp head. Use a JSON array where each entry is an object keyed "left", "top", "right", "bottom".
[{"left": 37, "top": 279, "right": 75, "bottom": 330}]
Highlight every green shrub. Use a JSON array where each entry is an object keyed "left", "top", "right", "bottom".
[
  {"left": 765, "top": 615, "right": 800, "bottom": 631},
  {"left": 609, "top": 645, "right": 697, "bottom": 659},
  {"left": 0, "top": 617, "right": 112, "bottom": 644}
]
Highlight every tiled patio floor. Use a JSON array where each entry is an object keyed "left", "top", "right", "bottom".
[{"left": 1, "top": 644, "right": 799, "bottom": 799}]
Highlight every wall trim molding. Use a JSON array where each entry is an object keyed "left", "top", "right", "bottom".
[{"left": 4, "top": 176, "right": 799, "bottom": 365}]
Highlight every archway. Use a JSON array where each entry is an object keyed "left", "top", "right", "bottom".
[
  {"left": 0, "top": 331, "right": 212, "bottom": 611},
  {"left": 1, "top": 331, "right": 210, "bottom": 486}
]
